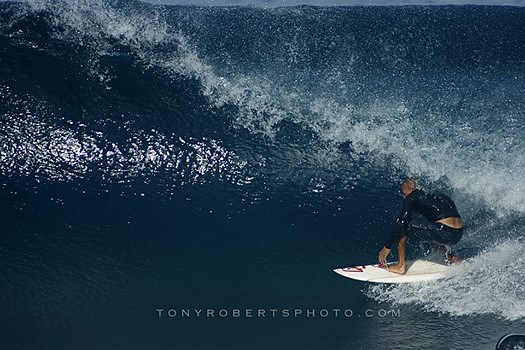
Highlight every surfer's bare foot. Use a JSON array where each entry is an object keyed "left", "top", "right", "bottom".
[
  {"left": 386, "top": 263, "right": 406, "bottom": 275},
  {"left": 447, "top": 255, "right": 462, "bottom": 265},
  {"left": 439, "top": 246, "right": 462, "bottom": 264}
]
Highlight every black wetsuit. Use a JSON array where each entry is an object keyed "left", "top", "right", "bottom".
[{"left": 384, "top": 189, "right": 463, "bottom": 249}]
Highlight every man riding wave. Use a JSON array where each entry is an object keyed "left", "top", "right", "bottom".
[{"left": 378, "top": 178, "right": 463, "bottom": 274}]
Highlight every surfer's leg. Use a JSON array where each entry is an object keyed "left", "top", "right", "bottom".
[
  {"left": 407, "top": 219, "right": 463, "bottom": 263},
  {"left": 434, "top": 226, "right": 463, "bottom": 263},
  {"left": 408, "top": 219, "right": 462, "bottom": 247},
  {"left": 406, "top": 218, "right": 436, "bottom": 242},
  {"left": 387, "top": 235, "right": 408, "bottom": 275}
]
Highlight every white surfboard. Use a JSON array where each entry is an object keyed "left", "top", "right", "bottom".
[{"left": 333, "top": 259, "right": 450, "bottom": 283}]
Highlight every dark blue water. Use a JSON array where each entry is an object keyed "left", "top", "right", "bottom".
[{"left": 1, "top": 1, "right": 525, "bottom": 349}]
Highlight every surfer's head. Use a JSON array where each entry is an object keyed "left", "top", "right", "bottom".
[{"left": 401, "top": 177, "right": 417, "bottom": 197}]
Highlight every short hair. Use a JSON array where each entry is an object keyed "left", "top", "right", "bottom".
[{"left": 402, "top": 177, "right": 417, "bottom": 191}]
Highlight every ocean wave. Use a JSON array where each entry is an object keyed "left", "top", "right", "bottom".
[{"left": 2, "top": 1, "right": 525, "bottom": 217}]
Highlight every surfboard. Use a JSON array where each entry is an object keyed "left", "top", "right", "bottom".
[{"left": 333, "top": 259, "right": 450, "bottom": 283}]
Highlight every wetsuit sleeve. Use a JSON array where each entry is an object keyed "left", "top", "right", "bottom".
[{"left": 384, "top": 194, "right": 416, "bottom": 249}]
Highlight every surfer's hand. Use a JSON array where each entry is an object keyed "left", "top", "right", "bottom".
[{"left": 378, "top": 247, "right": 390, "bottom": 265}]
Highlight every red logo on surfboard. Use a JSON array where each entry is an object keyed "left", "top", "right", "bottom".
[{"left": 342, "top": 265, "right": 368, "bottom": 273}]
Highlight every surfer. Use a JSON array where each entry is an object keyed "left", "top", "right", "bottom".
[{"left": 378, "top": 178, "right": 463, "bottom": 275}]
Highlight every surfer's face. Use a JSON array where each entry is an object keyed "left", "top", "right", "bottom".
[{"left": 401, "top": 185, "right": 413, "bottom": 198}]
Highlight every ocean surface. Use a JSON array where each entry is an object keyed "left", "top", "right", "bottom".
[{"left": 1, "top": 1, "right": 525, "bottom": 349}]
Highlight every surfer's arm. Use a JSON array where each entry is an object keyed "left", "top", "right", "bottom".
[
  {"left": 383, "top": 196, "right": 415, "bottom": 249},
  {"left": 384, "top": 217, "right": 406, "bottom": 249}
]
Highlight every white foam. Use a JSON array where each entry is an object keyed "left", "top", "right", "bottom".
[
  {"left": 367, "top": 239, "right": 525, "bottom": 321},
  {"left": 320, "top": 101, "right": 525, "bottom": 216}
]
